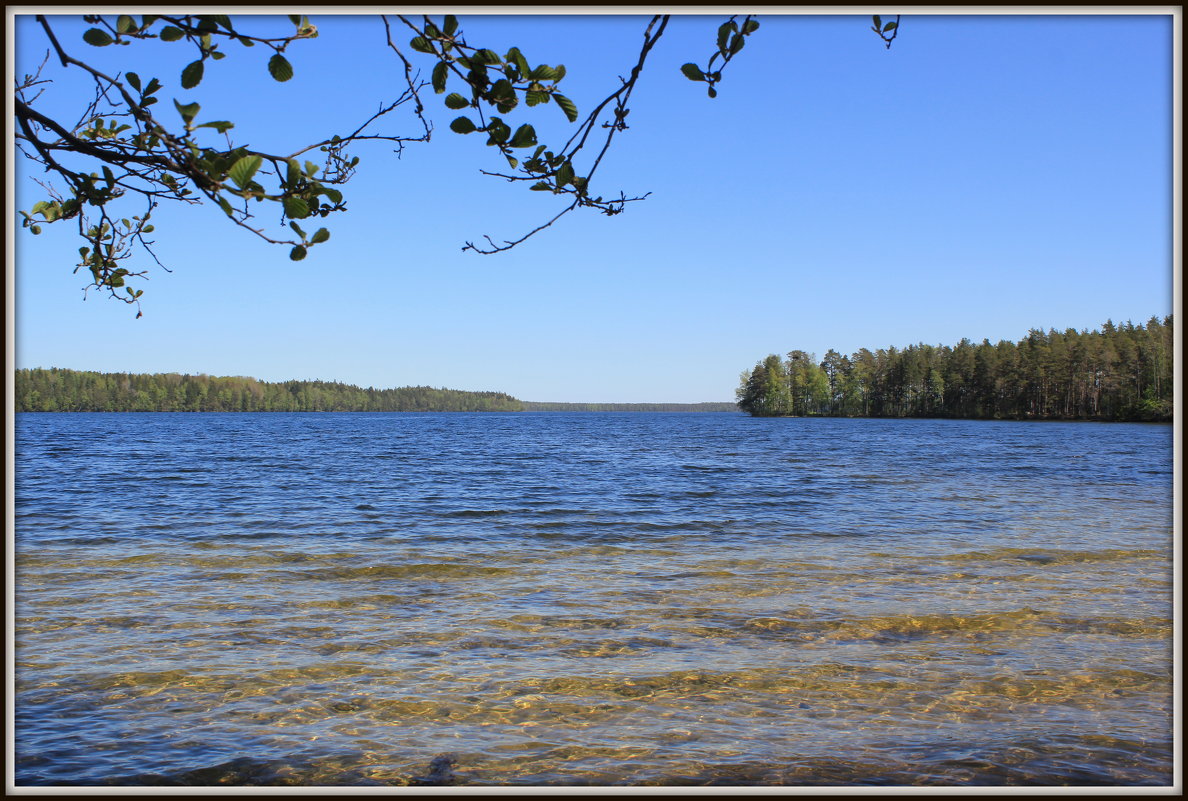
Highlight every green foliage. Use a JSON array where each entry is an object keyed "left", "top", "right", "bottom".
[
  {"left": 13, "top": 369, "right": 526, "bottom": 413},
  {"left": 267, "top": 53, "right": 293, "bottom": 82},
  {"left": 737, "top": 316, "right": 1175, "bottom": 422},
  {"left": 82, "top": 28, "right": 113, "bottom": 46},
  {"left": 227, "top": 154, "right": 262, "bottom": 189},
  {"left": 16, "top": 13, "right": 892, "bottom": 314},
  {"left": 15, "top": 14, "right": 351, "bottom": 315},
  {"left": 681, "top": 15, "right": 760, "bottom": 99},
  {"left": 871, "top": 14, "right": 901, "bottom": 49},
  {"left": 180, "top": 59, "right": 204, "bottom": 88}
]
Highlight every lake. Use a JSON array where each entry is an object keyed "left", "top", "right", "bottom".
[{"left": 11, "top": 412, "right": 1176, "bottom": 786}]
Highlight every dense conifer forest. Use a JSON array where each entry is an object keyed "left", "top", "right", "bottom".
[
  {"left": 737, "top": 316, "right": 1174, "bottom": 422},
  {"left": 13, "top": 369, "right": 525, "bottom": 412}
]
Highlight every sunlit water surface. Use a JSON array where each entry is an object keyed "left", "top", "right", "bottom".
[{"left": 13, "top": 412, "right": 1175, "bottom": 786}]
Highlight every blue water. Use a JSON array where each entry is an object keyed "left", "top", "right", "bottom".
[{"left": 12, "top": 412, "right": 1176, "bottom": 785}]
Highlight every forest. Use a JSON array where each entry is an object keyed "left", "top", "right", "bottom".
[
  {"left": 737, "top": 316, "right": 1174, "bottom": 422},
  {"left": 13, "top": 369, "right": 525, "bottom": 412},
  {"left": 12, "top": 370, "right": 743, "bottom": 413}
]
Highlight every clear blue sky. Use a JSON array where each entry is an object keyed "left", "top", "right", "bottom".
[{"left": 10, "top": 12, "right": 1176, "bottom": 403}]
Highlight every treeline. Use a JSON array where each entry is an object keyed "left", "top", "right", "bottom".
[
  {"left": 522, "top": 402, "right": 737, "bottom": 412},
  {"left": 14, "top": 369, "right": 525, "bottom": 412},
  {"left": 737, "top": 316, "right": 1174, "bottom": 422}
]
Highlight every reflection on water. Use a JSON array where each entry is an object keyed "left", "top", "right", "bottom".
[{"left": 13, "top": 413, "right": 1175, "bottom": 786}]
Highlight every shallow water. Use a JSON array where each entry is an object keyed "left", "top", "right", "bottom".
[{"left": 12, "top": 412, "right": 1175, "bottom": 786}]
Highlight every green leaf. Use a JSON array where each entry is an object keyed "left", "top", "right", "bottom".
[
  {"left": 528, "top": 65, "right": 558, "bottom": 81},
  {"left": 283, "top": 197, "right": 310, "bottom": 219},
  {"left": 529, "top": 182, "right": 551, "bottom": 191},
  {"left": 449, "top": 116, "right": 477, "bottom": 134},
  {"left": 505, "top": 154, "right": 518, "bottom": 169},
  {"left": 432, "top": 60, "right": 449, "bottom": 94},
  {"left": 507, "top": 47, "right": 530, "bottom": 77},
  {"left": 489, "top": 79, "right": 515, "bottom": 108},
  {"left": 873, "top": 15, "right": 883, "bottom": 30},
  {"left": 217, "top": 196, "right": 234, "bottom": 217},
  {"left": 443, "top": 15, "right": 458, "bottom": 35},
  {"left": 409, "top": 36, "right": 434, "bottom": 53},
  {"left": 680, "top": 63, "right": 705, "bottom": 82},
  {"left": 476, "top": 48, "right": 501, "bottom": 65},
  {"left": 30, "top": 225, "right": 42, "bottom": 235},
  {"left": 883, "top": 21, "right": 897, "bottom": 32},
  {"left": 289, "top": 220, "right": 306, "bottom": 238},
  {"left": 289, "top": 15, "right": 302, "bottom": 25},
  {"left": 555, "top": 161, "right": 574, "bottom": 188},
  {"left": 181, "top": 59, "right": 204, "bottom": 89},
  {"left": 742, "top": 19, "right": 760, "bottom": 35},
  {"left": 158, "top": 25, "right": 184, "bottom": 42},
  {"left": 729, "top": 34, "right": 745, "bottom": 55},
  {"left": 125, "top": 71, "right": 141, "bottom": 91},
  {"left": 268, "top": 54, "right": 293, "bottom": 82},
  {"left": 83, "top": 28, "right": 113, "bottom": 47},
  {"left": 717, "top": 21, "right": 737, "bottom": 54},
  {"left": 290, "top": 245, "right": 307, "bottom": 261},
  {"left": 526, "top": 89, "right": 549, "bottom": 107},
  {"left": 173, "top": 99, "right": 200, "bottom": 123},
  {"left": 227, "top": 154, "right": 262, "bottom": 189},
  {"left": 310, "top": 227, "right": 330, "bottom": 244},
  {"left": 116, "top": 15, "right": 136, "bottom": 34},
  {"left": 322, "top": 187, "right": 343, "bottom": 204},
  {"left": 486, "top": 119, "right": 510, "bottom": 145},
  {"left": 509, "top": 123, "right": 537, "bottom": 148},
  {"left": 553, "top": 93, "right": 578, "bottom": 123},
  {"left": 444, "top": 93, "right": 470, "bottom": 110},
  {"left": 196, "top": 120, "right": 234, "bottom": 133}
]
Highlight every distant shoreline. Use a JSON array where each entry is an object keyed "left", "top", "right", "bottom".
[
  {"left": 13, "top": 367, "right": 737, "bottom": 413},
  {"left": 13, "top": 406, "right": 743, "bottom": 413},
  {"left": 520, "top": 402, "right": 738, "bottom": 412}
]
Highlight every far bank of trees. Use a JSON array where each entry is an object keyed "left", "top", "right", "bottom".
[
  {"left": 14, "top": 369, "right": 524, "bottom": 412},
  {"left": 737, "top": 316, "right": 1174, "bottom": 422}
]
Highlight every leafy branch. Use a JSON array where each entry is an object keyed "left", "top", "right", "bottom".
[
  {"left": 678, "top": 15, "right": 760, "bottom": 98},
  {"left": 871, "top": 15, "right": 901, "bottom": 49},
  {"left": 16, "top": 14, "right": 428, "bottom": 315},
  {"left": 16, "top": 14, "right": 900, "bottom": 316}
]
